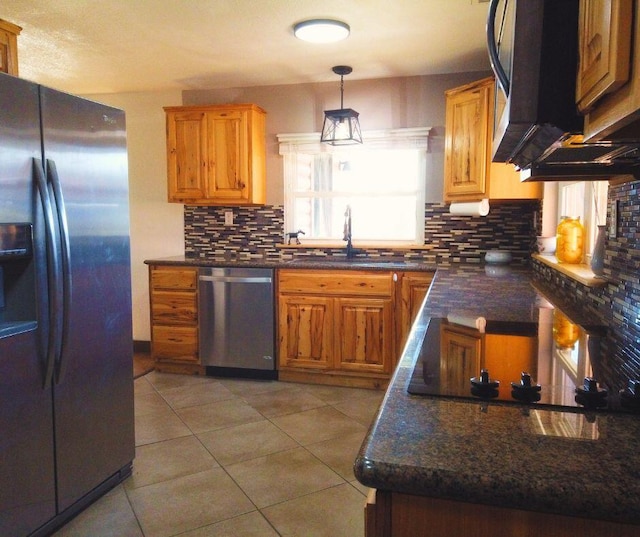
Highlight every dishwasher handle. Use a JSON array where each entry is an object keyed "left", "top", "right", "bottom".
[{"left": 199, "top": 275, "right": 272, "bottom": 284}]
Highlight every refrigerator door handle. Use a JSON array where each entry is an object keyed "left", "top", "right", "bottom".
[
  {"left": 33, "top": 158, "right": 62, "bottom": 388},
  {"left": 46, "top": 159, "right": 72, "bottom": 385}
]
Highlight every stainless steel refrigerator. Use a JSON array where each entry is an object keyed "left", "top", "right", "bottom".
[{"left": 0, "top": 72, "right": 134, "bottom": 536}]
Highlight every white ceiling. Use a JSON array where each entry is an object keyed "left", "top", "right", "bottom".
[{"left": 1, "top": 0, "right": 492, "bottom": 95}]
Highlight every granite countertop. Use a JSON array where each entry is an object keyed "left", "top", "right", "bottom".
[
  {"left": 354, "top": 265, "right": 640, "bottom": 526},
  {"left": 144, "top": 254, "right": 437, "bottom": 272}
]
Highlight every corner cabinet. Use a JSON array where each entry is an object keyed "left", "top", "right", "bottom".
[
  {"left": 277, "top": 269, "right": 433, "bottom": 389},
  {"left": 148, "top": 265, "right": 204, "bottom": 375},
  {"left": 443, "top": 77, "right": 541, "bottom": 202},
  {"left": 164, "top": 103, "right": 266, "bottom": 205}
]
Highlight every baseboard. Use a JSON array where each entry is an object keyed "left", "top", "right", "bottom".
[{"left": 133, "top": 340, "right": 151, "bottom": 353}]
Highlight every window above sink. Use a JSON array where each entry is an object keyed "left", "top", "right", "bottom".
[{"left": 278, "top": 128, "right": 431, "bottom": 248}]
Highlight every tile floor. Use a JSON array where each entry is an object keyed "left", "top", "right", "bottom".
[{"left": 52, "top": 371, "right": 384, "bottom": 537}]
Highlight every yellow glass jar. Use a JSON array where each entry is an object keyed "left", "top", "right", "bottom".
[
  {"left": 556, "top": 216, "right": 584, "bottom": 263},
  {"left": 553, "top": 310, "right": 581, "bottom": 349}
]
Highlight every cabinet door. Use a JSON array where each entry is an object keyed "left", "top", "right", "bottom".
[
  {"left": 278, "top": 295, "right": 333, "bottom": 370},
  {"left": 440, "top": 327, "right": 482, "bottom": 395},
  {"left": 334, "top": 297, "right": 394, "bottom": 374},
  {"left": 151, "top": 291, "right": 197, "bottom": 325},
  {"left": 166, "top": 110, "right": 208, "bottom": 202},
  {"left": 444, "top": 80, "right": 490, "bottom": 198},
  {"left": 152, "top": 325, "right": 199, "bottom": 363},
  {"left": 206, "top": 109, "right": 249, "bottom": 202},
  {"left": 576, "top": 0, "right": 632, "bottom": 113},
  {"left": 0, "top": 20, "right": 20, "bottom": 75},
  {"left": 397, "top": 272, "right": 433, "bottom": 353}
]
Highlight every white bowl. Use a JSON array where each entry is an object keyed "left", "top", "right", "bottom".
[
  {"left": 536, "top": 236, "right": 556, "bottom": 254},
  {"left": 484, "top": 250, "right": 512, "bottom": 264}
]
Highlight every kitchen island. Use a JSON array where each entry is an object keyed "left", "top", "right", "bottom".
[{"left": 354, "top": 265, "right": 640, "bottom": 537}]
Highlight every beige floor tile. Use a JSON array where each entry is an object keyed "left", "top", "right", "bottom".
[
  {"left": 126, "top": 436, "right": 219, "bottom": 490},
  {"left": 302, "top": 382, "right": 383, "bottom": 405},
  {"left": 52, "top": 485, "right": 142, "bottom": 537},
  {"left": 134, "top": 377, "right": 156, "bottom": 397},
  {"left": 225, "top": 446, "right": 344, "bottom": 508},
  {"left": 135, "top": 391, "right": 171, "bottom": 417},
  {"left": 306, "top": 430, "right": 368, "bottom": 480},
  {"left": 134, "top": 406, "right": 191, "bottom": 447},
  {"left": 215, "top": 376, "right": 292, "bottom": 397},
  {"left": 243, "top": 386, "right": 326, "bottom": 417},
  {"left": 145, "top": 371, "right": 211, "bottom": 392},
  {"left": 159, "top": 380, "right": 236, "bottom": 409},
  {"left": 178, "top": 511, "right": 279, "bottom": 537},
  {"left": 127, "top": 468, "right": 255, "bottom": 537},
  {"left": 263, "top": 482, "right": 366, "bottom": 537},
  {"left": 175, "top": 397, "right": 263, "bottom": 434},
  {"left": 333, "top": 392, "right": 385, "bottom": 425},
  {"left": 197, "top": 419, "right": 298, "bottom": 466},
  {"left": 271, "top": 405, "right": 368, "bottom": 445}
]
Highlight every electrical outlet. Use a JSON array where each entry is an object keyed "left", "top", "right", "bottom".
[
  {"left": 224, "top": 211, "right": 233, "bottom": 226},
  {"left": 608, "top": 200, "right": 618, "bottom": 239}
]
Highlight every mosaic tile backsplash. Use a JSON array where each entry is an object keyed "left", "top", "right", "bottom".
[
  {"left": 184, "top": 201, "right": 540, "bottom": 264},
  {"left": 532, "top": 179, "right": 640, "bottom": 383}
]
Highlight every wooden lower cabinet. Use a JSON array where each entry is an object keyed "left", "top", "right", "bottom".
[
  {"left": 365, "top": 490, "right": 639, "bottom": 537},
  {"left": 277, "top": 269, "right": 433, "bottom": 389},
  {"left": 149, "top": 264, "right": 204, "bottom": 374}
]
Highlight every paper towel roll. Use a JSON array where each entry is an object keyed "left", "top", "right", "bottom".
[
  {"left": 449, "top": 198, "right": 490, "bottom": 216},
  {"left": 446, "top": 314, "right": 487, "bottom": 333}
]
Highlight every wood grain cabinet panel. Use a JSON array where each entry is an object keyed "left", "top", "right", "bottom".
[
  {"left": 444, "top": 77, "right": 542, "bottom": 201},
  {"left": 164, "top": 103, "right": 266, "bottom": 205},
  {"left": 576, "top": 0, "right": 632, "bottom": 113},
  {"left": 366, "top": 490, "right": 640, "bottom": 537},
  {"left": 583, "top": 1, "right": 640, "bottom": 141},
  {"left": 0, "top": 19, "right": 21, "bottom": 76},
  {"left": 149, "top": 265, "right": 202, "bottom": 374},
  {"left": 277, "top": 268, "right": 433, "bottom": 388},
  {"left": 335, "top": 297, "right": 394, "bottom": 375},
  {"left": 278, "top": 295, "right": 333, "bottom": 370}
]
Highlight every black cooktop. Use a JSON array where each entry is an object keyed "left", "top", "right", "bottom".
[{"left": 407, "top": 313, "right": 640, "bottom": 414}]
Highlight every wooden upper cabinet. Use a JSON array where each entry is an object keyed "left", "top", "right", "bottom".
[
  {"left": 0, "top": 19, "right": 21, "bottom": 76},
  {"left": 583, "top": 1, "right": 640, "bottom": 140},
  {"left": 576, "top": 0, "right": 632, "bottom": 114},
  {"left": 444, "top": 77, "right": 542, "bottom": 202},
  {"left": 164, "top": 104, "right": 266, "bottom": 205}
]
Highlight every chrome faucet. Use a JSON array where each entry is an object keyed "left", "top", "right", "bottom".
[{"left": 343, "top": 204, "right": 359, "bottom": 258}]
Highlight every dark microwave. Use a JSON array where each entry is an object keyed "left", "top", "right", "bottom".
[{"left": 487, "top": 0, "right": 640, "bottom": 180}]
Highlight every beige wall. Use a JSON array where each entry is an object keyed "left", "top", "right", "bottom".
[
  {"left": 85, "top": 71, "right": 488, "bottom": 341},
  {"left": 83, "top": 90, "right": 184, "bottom": 341}
]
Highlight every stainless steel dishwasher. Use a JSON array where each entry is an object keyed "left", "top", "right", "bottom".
[{"left": 198, "top": 267, "right": 276, "bottom": 379}]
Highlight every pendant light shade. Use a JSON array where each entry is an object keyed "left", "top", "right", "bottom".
[{"left": 321, "top": 66, "right": 363, "bottom": 145}]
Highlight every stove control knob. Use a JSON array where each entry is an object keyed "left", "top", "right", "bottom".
[
  {"left": 575, "top": 377, "right": 608, "bottom": 408},
  {"left": 470, "top": 369, "right": 499, "bottom": 398},
  {"left": 511, "top": 372, "right": 542, "bottom": 402}
]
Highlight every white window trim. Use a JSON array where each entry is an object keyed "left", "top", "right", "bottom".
[{"left": 278, "top": 128, "right": 431, "bottom": 247}]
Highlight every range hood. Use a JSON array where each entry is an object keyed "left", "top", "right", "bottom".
[
  {"left": 514, "top": 132, "right": 640, "bottom": 181},
  {"left": 487, "top": 0, "right": 640, "bottom": 181}
]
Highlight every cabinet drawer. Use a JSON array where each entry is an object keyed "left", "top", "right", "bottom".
[
  {"left": 152, "top": 325, "right": 198, "bottom": 362},
  {"left": 278, "top": 269, "right": 393, "bottom": 297},
  {"left": 151, "top": 266, "right": 197, "bottom": 290},
  {"left": 151, "top": 291, "right": 197, "bottom": 324}
]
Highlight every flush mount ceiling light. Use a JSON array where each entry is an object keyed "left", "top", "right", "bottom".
[
  {"left": 293, "top": 19, "right": 350, "bottom": 43},
  {"left": 321, "top": 65, "right": 363, "bottom": 145}
]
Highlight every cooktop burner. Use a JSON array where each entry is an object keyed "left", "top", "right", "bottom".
[{"left": 407, "top": 314, "right": 640, "bottom": 414}]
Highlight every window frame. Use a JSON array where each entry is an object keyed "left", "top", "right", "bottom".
[
  {"left": 557, "top": 180, "right": 608, "bottom": 263},
  {"left": 278, "top": 128, "right": 431, "bottom": 247}
]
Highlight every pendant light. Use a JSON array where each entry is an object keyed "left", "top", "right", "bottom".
[{"left": 320, "top": 66, "right": 363, "bottom": 145}]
